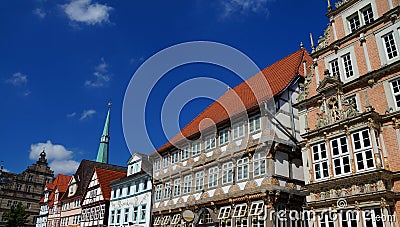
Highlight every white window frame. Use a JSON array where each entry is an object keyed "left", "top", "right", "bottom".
[
  {"left": 163, "top": 155, "right": 169, "bottom": 168},
  {"left": 312, "top": 142, "right": 330, "bottom": 180},
  {"left": 232, "top": 122, "right": 245, "bottom": 140},
  {"left": 330, "top": 136, "right": 351, "bottom": 176},
  {"left": 140, "top": 204, "right": 146, "bottom": 222},
  {"left": 195, "top": 171, "right": 204, "bottom": 191},
  {"left": 192, "top": 141, "right": 202, "bottom": 156},
  {"left": 249, "top": 201, "right": 264, "bottom": 216},
  {"left": 219, "top": 129, "right": 230, "bottom": 145},
  {"left": 154, "top": 217, "right": 161, "bottom": 225},
  {"left": 237, "top": 157, "right": 249, "bottom": 181},
  {"left": 171, "top": 214, "right": 181, "bottom": 225},
  {"left": 232, "top": 203, "right": 247, "bottom": 218},
  {"left": 171, "top": 151, "right": 179, "bottom": 164},
  {"left": 155, "top": 185, "right": 162, "bottom": 201},
  {"left": 208, "top": 166, "right": 219, "bottom": 188},
  {"left": 352, "top": 129, "right": 375, "bottom": 171},
  {"left": 181, "top": 146, "right": 190, "bottom": 160},
  {"left": 218, "top": 206, "right": 232, "bottom": 219},
  {"left": 205, "top": 135, "right": 216, "bottom": 150},
  {"left": 249, "top": 115, "right": 261, "bottom": 133},
  {"left": 183, "top": 175, "right": 192, "bottom": 194},
  {"left": 163, "top": 182, "right": 171, "bottom": 199},
  {"left": 341, "top": 53, "right": 354, "bottom": 79},
  {"left": 173, "top": 178, "right": 181, "bottom": 197},
  {"left": 382, "top": 32, "right": 399, "bottom": 61},
  {"left": 329, "top": 59, "right": 340, "bottom": 77},
  {"left": 347, "top": 12, "right": 361, "bottom": 33},
  {"left": 222, "top": 162, "right": 233, "bottom": 185},
  {"left": 390, "top": 78, "right": 400, "bottom": 109},
  {"left": 253, "top": 152, "right": 266, "bottom": 177},
  {"left": 161, "top": 216, "right": 171, "bottom": 225}
]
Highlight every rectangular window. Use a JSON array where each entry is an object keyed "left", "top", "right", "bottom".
[
  {"left": 183, "top": 175, "right": 192, "bottom": 194},
  {"left": 348, "top": 13, "right": 360, "bottom": 32},
  {"left": 171, "top": 214, "right": 181, "bottom": 225},
  {"left": 173, "top": 178, "right": 181, "bottom": 197},
  {"left": 171, "top": 151, "right": 179, "bottom": 164},
  {"left": 331, "top": 136, "right": 351, "bottom": 176},
  {"left": 222, "top": 162, "right": 233, "bottom": 184},
  {"left": 163, "top": 155, "right": 169, "bottom": 168},
  {"left": 352, "top": 129, "right": 375, "bottom": 171},
  {"left": 154, "top": 159, "right": 161, "bottom": 171},
  {"left": 127, "top": 184, "right": 131, "bottom": 195},
  {"left": 181, "top": 146, "right": 190, "bottom": 160},
  {"left": 218, "top": 206, "right": 232, "bottom": 219},
  {"left": 237, "top": 157, "right": 249, "bottom": 181},
  {"left": 164, "top": 182, "right": 171, "bottom": 199},
  {"left": 319, "top": 213, "right": 335, "bottom": 227},
  {"left": 219, "top": 129, "right": 230, "bottom": 145},
  {"left": 391, "top": 78, "right": 400, "bottom": 108},
  {"left": 232, "top": 203, "right": 247, "bottom": 218},
  {"left": 192, "top": 141, "right": 202, "bottom": 156},
  {"left": 208, "top": 166, "right": 219, "bottom": 188},
  {"left": 362, "top": 6, "right": 374, "bottom": 25},
  {"left": 132, "top": 207, "right": 138, "bottom": 223},
  {"left": 249, "top": 201, "right": 264, "bottom": 216},
  {"left": 124, "top": 208, "right": 129, "bottom": 223},
  {"left": 312, "top": 142, "right": 329, "bottom": 180},
  {"left": 140, "top": 204, "right": 146, "bottom": 221},
  {"left": 330, "top": 59, "right": 340, "bottom": 77},
  {"left": 195, "top": 171, "right": 204, "bottom": 191},
  {"left": 205, "top": 135, "right": 216, "bottom": 150},
  {"left": 383, "top": 32, "right": 398, "bottom": 60},
  {"left": 253, "top": 152, "right": 266, "bottom": 177},
  {"left": 342, "top": 53, "right": 354, "bottom": 79},
  {"left": 142, "top": 178, "right": 148, "bottom": 190},
  {"left": 116, "top": 209, "right": 121, "bottom": 224},
  {"left": 233, "top": 122, "right": 245, "bottom": 140},
  {"left": 135, "top": 181, "right": 140, "bottom": 193},
  {"left": 249, "top": 115, "right": 261, "bottom": 133},
  {"left": 155, "top": 185, "right": 162, "bottom": 201}
]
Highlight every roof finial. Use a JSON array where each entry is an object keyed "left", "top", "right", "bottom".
[
  {"left": 310, "top": 33, "right": 316, "bottom": 52},
  {"left": 300, "top": 42, "right": 304, "bottom": 49},
  {"left": 327, "top": 0, "right": 332, "bottom": 11},
  {"left": 108, "top": 101, "right": 112, "bottom": 109}
]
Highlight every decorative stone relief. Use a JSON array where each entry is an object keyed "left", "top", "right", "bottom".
[
  {"left": 187, "top": 195, "right": 195, "bottom": 202},
  {"left": 245, "top": 181, "right": 258, "bottom": 190},
  {"left": 298, "top": 67, "right": 315, "bottom": 102},
  {"left": 316, "top": 26, "right": 331, "bottom": 51},
  {"left": 177, "top": 198, "right": 184, "bottom": 204},
  {"left": 335, "top": 0, "right": 350, "bottom": 8},
  {"left": 214, "top": 188, "right": 224, "bottom": 196},
  {"left": 228, "top": 185, "right": 240, "bottom": 194},
  {"left": 201, "top": 192, "right": 210, "bottom": 199},
  {"left": 167, "top": 200, "right": 174, "bottom": 206}
]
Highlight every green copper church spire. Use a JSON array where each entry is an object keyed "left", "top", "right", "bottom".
[{"left": 96, "top": 102, "right": 111, "bottom": 164}]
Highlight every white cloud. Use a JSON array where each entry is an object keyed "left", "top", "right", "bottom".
[
  {"left": 85, "top": 58, "right": 111, "bottom": 88},
  {"left": 221, "top": 0, "right": 272, "bottom": 17},
  {"left": 33, "top": 8, "right": 46, "bottom": 19},
  {"left": 29, "top": 140, "right": 79, "bottom": 174},
  {"left": 80, "top": 109, "right": 96, "bottom": 120},
  {"left": 67, "top": 112, "right": 77, "bottom": 118},
  {"left": 63, "top": 0, "right": 112, "bottom": 25},
  {"left": 5, "top": 72, "right": 28, "bottom": 86},
  {"left": 49, "top": 160, "right": 80, "bottom": 175}
]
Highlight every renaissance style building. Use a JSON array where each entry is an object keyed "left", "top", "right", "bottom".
[
  {"left": 0, "top": 151, "right": 54, "bottom": 227},
  {"left": 295, "top": 0, "right": 400, "bottom": 226},
  {"left": 108, "top": 153, "right": 152, "bottom": 227},
  {"left": 151, "top": 48, "right": 313, "bottom": 226}
]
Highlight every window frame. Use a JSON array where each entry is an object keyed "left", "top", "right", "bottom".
[
  {"left": 237, "top": 157, "right": 249, "bottom": 181},
  {"left": 253, "top": 152, "right": 266, "bottom": 177},
  {"left": 222, "top": 161, "right": 233, "bottom": 185},
  {"left": 173, "top": 178, "right": 181, "bottom": 197},
  {"left": 219, "top": 129, "right": 230, "bottom": 145},
  {"left": 205, "top": 135, "right": 216, "bottom": 150},
  {"left": 194, "top": 171, "right": 204, "bottom": 191},
  {"left": 312, "top": 142, "right": 330, "bottom": 180},
  {"left": 382, "top": 32, "right": 399, "bottom": 61},
  {"left": 183, "top": 174, "right": 192, "bottom": 194},
  {"left": 249, "top": 115, "right": 261, "bottom": 133},
  {"left": 352, "top": 129, "right": 375, "bottom": 172},
  {"left": 232, "top": 122, "right": 245, "bottom": 140},
  {"left": 330, "top": 136, "right": 352, "bottom": 176},
  {"left": 208, "top": 166, "right": 219, "bottom": 188}
]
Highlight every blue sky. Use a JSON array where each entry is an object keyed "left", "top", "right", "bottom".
[{"left": 0, "top": 0, "right": 327, "bottom": 175}]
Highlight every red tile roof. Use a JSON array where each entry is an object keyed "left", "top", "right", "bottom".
[
  {"left": 157, "top": 48, "right": 312, "bottom": 153},
  {"left": 95, "top": 167, "right": 126, "bottom": 200},
  {"left": 46, "top": 174, "right": 71, "bottom": 206}
]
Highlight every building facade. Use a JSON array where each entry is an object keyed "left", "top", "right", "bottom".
[
  {"left": 45, "top": 174, "right": 71, "bottom": 227},
  {"left": 80, "top": 167, "right": 126, "bottom": 227},
  {"left": 296, "top": 0, "right": 400, "bottom": 226},
  {"left": 0, "top": 151, "right": 54, "bottom": 227},
  {"left": 108, "top": 153, "right": 152, "bottom": 227},
  {"left": 151, "top": 49, "right": 313, "bottom": 226}
]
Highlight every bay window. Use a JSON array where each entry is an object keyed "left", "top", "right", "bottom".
[
  {"left": 352, "top": 129, "right": 375, "bottom": 171},
  {"left": 312, "top": 142, "right": 329, "bottom": 180},
  {"left": 331, "top": 136, "right": 351, "bottom": 176}
]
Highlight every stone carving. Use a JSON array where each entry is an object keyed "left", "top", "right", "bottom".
[
  {"left": 245, "top": 181, "right": 258, "bottom": 190},
  {"left": 187, "top": 158, "right": 194, "bottom": 165},
  {"left": 316, "top": 112, "right": 327, "bottom": 128},
  {"left": 316, "top": 26, "right": 331, "bottom": 51},
  {"left": 298, "top": 67, "right": 315, "bottom": 102},
  {"left": 285, "top": 182, "right": 296, "bottom": 190},
  {"left": 177, "top": 198, "right": 184, "bottom": 204},
  {"left": 228, "top": 185, "right": 240, "bottom": 194},
  {"left": 335, "top": 0, "right": 350, "bottom": 8},
  {"left": 377, "top": 180, "right": 386, "bottom": 191},
  {"left": 214, "top": 188, "right": 224, "bottom": 196},
  {"left": 199, "top": 153, "right": 207, "bottom": 161},
  {"left": 343, "top": 98, "right": 359, "bottom": 118},
  {"left": 262, "top": 177, "right": 279, "bottom": 187},
  {"left": 201, "top": 192, "right": 210, "bottom": 199},
  {"left": 167, "top": 200, "right": 174, "bottom": 206},
  {"left": 187, "top": 195, "right": 195, "bottom": 202}
]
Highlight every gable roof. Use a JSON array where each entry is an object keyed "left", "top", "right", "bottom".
[
  {"left": 47, "top": 174, "right": 71, "bottom": 206},
  {"left": 156, "top": 48, "right": 312, "bottom": 153},
  {"left": 94, "top": 167, "right": 126, "bottom": 200},
  {"left": 62, "top": 159, "right": 127, "bottom": 201}
]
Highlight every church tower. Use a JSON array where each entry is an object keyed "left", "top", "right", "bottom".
[{"left": 96, "top": 102, "right": 111, "bottom": 164}]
